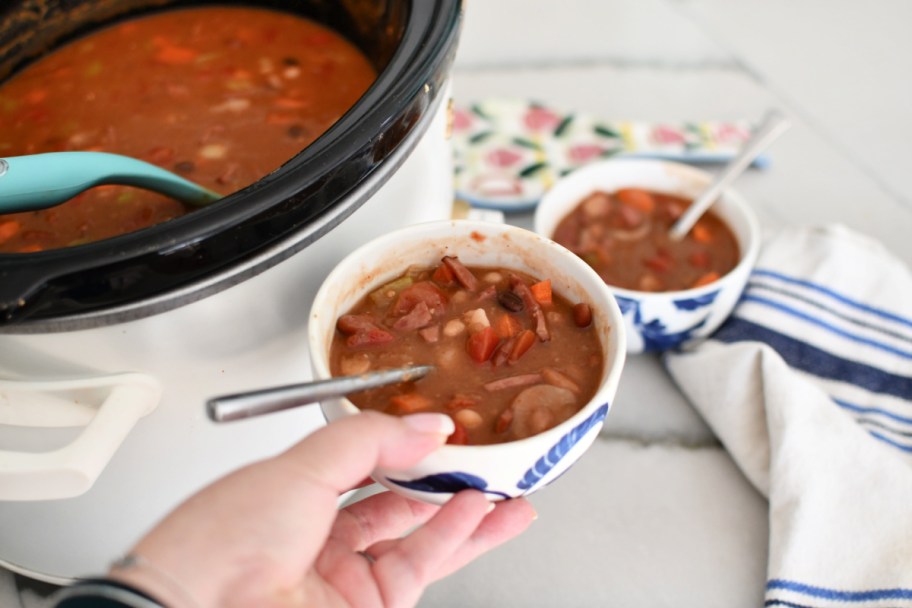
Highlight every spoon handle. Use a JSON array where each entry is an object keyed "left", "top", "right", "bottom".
[
  {"left": 669, "top": 110, "right": 791, "bottom": 240},
  {"left": 206, "top": 365, "right": 435, "bottom": 423},
  {"left": 0, "top": 152, "right": 221, "bottom": 214}
]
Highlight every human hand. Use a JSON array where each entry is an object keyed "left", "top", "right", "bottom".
[{"left": 109, "top": 411, "right": 537, "bottom": 607}]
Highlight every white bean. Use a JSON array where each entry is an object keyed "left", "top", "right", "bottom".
[
  {"left": 454, "top": 409, "right": 484, "bottom": 429},
  {"left": 443, "top": 319, "right": 466, "bottom": 337}
]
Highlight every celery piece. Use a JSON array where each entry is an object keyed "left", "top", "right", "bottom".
[{"left": 369, "top": 276, "right": 414, "bottom": 306}]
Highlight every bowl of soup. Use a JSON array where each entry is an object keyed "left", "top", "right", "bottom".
[
  {"left": 308, "top": 219, "right": 627, "bottom": 504},
  {"left": 534, "top": 158, "right": 761, "bottom": 354}
]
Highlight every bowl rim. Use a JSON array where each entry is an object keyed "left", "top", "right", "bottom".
[
  {"left": 533, "top": 157, "right": 762, "bottom": 299},
  {"left": 307, "top": 218, "right": 627, "bottom": 453}
]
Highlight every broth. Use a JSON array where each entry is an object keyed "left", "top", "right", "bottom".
[{"left": 0, "top": 6, "right": 375, "bottom": 252}]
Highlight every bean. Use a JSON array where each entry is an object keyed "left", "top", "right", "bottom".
[
  {"left": 454, "top": 408, "right": 483, "bottom": 429},
  {"left": 497, "top": 290, "right": 524, "bottom": 312},
  {"left": 573, "top": 303, "right": 592, "bottom": 327}
]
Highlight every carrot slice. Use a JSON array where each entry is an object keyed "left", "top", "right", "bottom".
[
  {"left": 466, "top": 326, "right": 500, "bottom": 363},
  {"left": 154, "top": 45, "right": 198, "bottom": 65},
  {"left": 690, "top": 223, "right": 713, "bottom": 243},
  {"left": 0, "top": 221, "right": 21, "bottom": 244},
  {"left": 508, "top": 329, "right": 537, "bottom": 363},
  {"left": 529, "top": 279, "right": 552, "bottom": 306},
  {"left": 691, "top": 271, "right": 721, "bottom": 288},
  {"left": 432, "top": 263, "right": 455, "bottom": 285},
  {"left": 389, "top": 393, "right": 433, "bottom": 413},
  {"left": 616, "top": 188, "right": 656, "bottom": 213},
  {"left": 494, "top": 313, "right": 522, "bottom": 338}
]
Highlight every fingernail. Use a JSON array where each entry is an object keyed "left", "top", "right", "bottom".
[
  {"left": 485, "top": 502, "right": 496, "bottom": 514},
  {"left": 403, "top": 413, "right": 455, "bottom": 437}
]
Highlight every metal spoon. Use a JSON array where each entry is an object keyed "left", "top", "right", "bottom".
[
  {"left": 206, "top": 365, "right": 435, "bottom": 423},
  {"left": 0, "top": 151, "right": 221, "bottom": 214},
  {"left": 668, "top": 110, "right": 791, "bottom": 240}
]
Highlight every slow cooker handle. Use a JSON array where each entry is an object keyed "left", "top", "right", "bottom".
[{"left": 0, "top": 372, "right": 161, "bottom": 501}]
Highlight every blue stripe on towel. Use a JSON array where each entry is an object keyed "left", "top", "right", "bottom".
[
  {"left": 767, "top": 579, "right": 912, "bottom": 601},
  {"left": 740, "top": 294, "right": 912, "bottom": 360},
  {"left": 752, "top": 269, "right": 912, "bottom": 330},
  {"left": 835, "top": 399, "right": 912, "bottom": 426},
  {"left": 747, "top": 281, "right": 912, "bottom": 346},
  {"left": 714, "top": 318, "right": 912, "bottom": 400},
  {"left": 867, "top": 430, "right": 912, "bottom": 453}
]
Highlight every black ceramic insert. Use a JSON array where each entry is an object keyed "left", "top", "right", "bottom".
[{"left": 0, "top": 0, "right": 461, "bottom": 330}]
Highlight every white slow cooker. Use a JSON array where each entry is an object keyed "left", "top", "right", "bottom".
[{"left": 0, "top": 0, "right": 462, "bottom": 582}]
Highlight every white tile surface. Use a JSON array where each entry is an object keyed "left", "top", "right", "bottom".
[
  {"left": 420, "top": 439, "right": 769, "bottom": 608},
  {"left": 680, "top": 0, "right": 912, "bottom": 212},
  {"left": 455, "top": 0, "right": 732, "bottom": 68}
]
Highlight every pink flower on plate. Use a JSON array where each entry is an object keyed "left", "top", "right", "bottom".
[
  {"left": 485, "top": 147, "right": 524, "bottom": 168},
  {"left": 715, "top": 122, "right": 750, "bottom": 144},
  {"left": 523, "top": 106, "right": 562, "bottom": 132},
  {"left": 452, "top": 107, "right": 473, "bottom": 132},
  {"left": 567, "top": 143, "right": 605, "bottom": 164},
  {"left": 652, "top": 124, "right": 686, "bottom": 145}
]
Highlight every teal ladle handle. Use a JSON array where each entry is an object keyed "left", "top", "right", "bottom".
[{"left": 0, "top": 152, "right": 221, "bottom": 214}]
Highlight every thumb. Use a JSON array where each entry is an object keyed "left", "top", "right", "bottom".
[{"left": 277, "top": 410, "right": 454, "bottom": 495}]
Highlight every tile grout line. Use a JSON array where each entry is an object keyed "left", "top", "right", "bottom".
[{"left": 665, "top": 0, "right": 912, "bottom": 212}]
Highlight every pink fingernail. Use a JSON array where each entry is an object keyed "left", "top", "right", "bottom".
[{"left": 403, "top": 413, "right": 455, "bottom": 436}]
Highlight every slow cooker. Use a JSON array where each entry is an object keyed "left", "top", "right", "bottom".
[{"left": 0, "top": 0, "right": 462, "bottom": 582}]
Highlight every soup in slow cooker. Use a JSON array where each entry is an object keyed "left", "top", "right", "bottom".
[
  {"left": 0, "top": 6, "right": 376, "bottom": 253},
  {"left": 329, "top": 255, "right": 606, "bottom": 446}
]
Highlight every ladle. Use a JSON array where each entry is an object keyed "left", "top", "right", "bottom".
[
  {"left": 0, "top": 151, "right": 221, "bottom": 214},
  {"left": 207, "top": 365, "right": 435, "bottom": 423},
  {"left": 669, "top": 110, "right": 791, "bottom": 240}
]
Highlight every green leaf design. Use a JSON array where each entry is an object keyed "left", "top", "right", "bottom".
[
  {"left": 469, "top": 130, "right": 494, "bottom": 144},
  {"left": 519, "top": 162, "right": 549, "bottom": 178},
  {"left": 512, "top": 137, "right": 543, "bottom": 150},
  {"left": 594, "top": 124, "right": 621, "bottom": 139},
  {"left": 553, "top": 114, "right": 575, "bottom": 137},
  {"left": 470, "top": 104, "right": 492, "bottom": 120}
]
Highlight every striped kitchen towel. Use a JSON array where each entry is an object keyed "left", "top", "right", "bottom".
[{"left": 664, "top": 224, "right": 912, "bottom": 607}]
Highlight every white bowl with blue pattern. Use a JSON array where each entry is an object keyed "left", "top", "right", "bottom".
[
  {"left": 534, "top": 158, "right": 761, "bottom": 354},
  {"left": 308, "top": 219, "right": 626, "bottom": 504}
]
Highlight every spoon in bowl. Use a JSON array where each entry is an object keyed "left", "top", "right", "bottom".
[
  {"left": 206, "top": 364, "right": 435, "bottom": 423},
  {"left": 668, "top": 109, "right": 791, "bottom": 240},
  {"left": 0, "top": 151, "right": 221, "bottom": 214}
]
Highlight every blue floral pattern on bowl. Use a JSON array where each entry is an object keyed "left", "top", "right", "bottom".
[
  {"left": 616, "top": 291, "right": 719, "bottom": 352},
  {"left": 386, "top": 403, "right": 610, "bottom": 499},
  {"left": 387, "top": 471, "right": 512, "bottom": 500},
  {"left": 516, "top": 402, "right": 609, "bottom": 491}
]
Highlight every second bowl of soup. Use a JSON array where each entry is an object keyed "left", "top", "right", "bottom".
[
  {"left": 308, "top": 219, "right": 626, "bottom": 504},
  {"left": 534, "top": 158, "right": 760, "bottom": 354}
]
